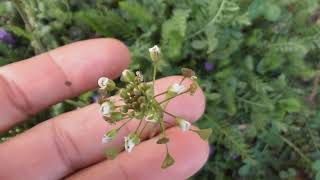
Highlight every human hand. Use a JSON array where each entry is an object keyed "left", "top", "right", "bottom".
[{"left": 0, "top": 39, "right": 208, "bottom": 180}]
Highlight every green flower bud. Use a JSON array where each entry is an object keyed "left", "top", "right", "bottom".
[
  {"left": 121, "top": 69, "right": 135, "bottom": 82},
  {"left": 120, "top": 105, "right": 129, "bottom": 113},
  {"left": 119, "top": 89, "right": 129, "bottom": 99}
]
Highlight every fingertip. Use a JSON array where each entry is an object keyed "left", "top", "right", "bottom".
[
  {"left": 49, "top": 38, "right": 131, "bottom": 90},
  {"left": 165, "top": 127, "right": 209, "bottom": 176}
]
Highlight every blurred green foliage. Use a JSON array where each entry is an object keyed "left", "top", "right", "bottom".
[{"left": 1, "top": 0, "right": 320, "bottom": 179}]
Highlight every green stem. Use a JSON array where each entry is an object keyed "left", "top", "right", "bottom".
[
  {"left": 187, "top": 0, "right": 227, "bottom": 39},
  {"left": 179, "top": 77, "right": 186, "bottom": 85},
  {"left": 135, "top": 119, "right": 143, "bottom": 133},
  {"left": 279, "top": 135, "right": 312, "bottom": 164},
  {"left": 117, "top": 118, "right": 132, "bottom": 131},
  {"left": 154, "top": 91, "right": 168, "bottom": 98},
  {"left": 152, "top": 62, "right": 158, "bottom": 93},
  {"left": 138, "top": 121, "right": 149, "bottom": 136}
]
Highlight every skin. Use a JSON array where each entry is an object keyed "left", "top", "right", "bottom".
[{"left": 0, "top": 38, "right": 209, "bottom": 180}]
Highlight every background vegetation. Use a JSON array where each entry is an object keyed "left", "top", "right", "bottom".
[{"left": 0, "top": 0, "right": 320, "bottom": 179}]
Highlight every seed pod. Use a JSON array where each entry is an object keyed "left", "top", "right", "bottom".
[
  {"left": 111, "top": 112, "right": 123, "bottom": 121},
  {"left": 120, "top": 105, "right": 129, "bottom": 113},
  {"left": 181, "top": 68, "right": 195, "bottom": 77}
]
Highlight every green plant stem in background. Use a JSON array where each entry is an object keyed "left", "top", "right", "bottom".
[
  {"left": 279, "top": 134, "right": 312, "bottom": 165},
  {"left": 11, "top": 0, "right": 45, "bottom": 54}
]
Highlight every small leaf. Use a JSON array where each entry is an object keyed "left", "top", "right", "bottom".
[
  {"left": 105, "top": 148, "right": 120, "bottom": 160},
  {"left": 313, "top": 160, "right": 320, "bottom": 172},
  {"left": 157, "top": 137, "right": 169, "bottom": 144},
  {"left": 195, "top": 128, "right": 213, "bottom": 141},
  {"left": 161, "top": 152, "right": 175, "bottom": 169}
]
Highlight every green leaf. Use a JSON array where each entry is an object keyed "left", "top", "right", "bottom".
[
  {"left": 264, "top": 3, "right": 281, "bottom": 22},
  {"left": 238, "top": 164, "right": 251, "bottom": 176},
  {"left": 191, "top": 40, "right": 207, "bottom": 50},
  {"left": 105, "top": 148, "right": 120, "bottom": 160},
  {"left": 278, "top": 98, "right": 301, "bottom": 113},
  {"left": 119, "top": 1, "right": 153, "bottom": 27},
  {"left": 194, "top": 128, "right": 213, "bottom": 141},
  {"left": 161, "top": 9, "right": 190, "bottom": 60},
  {"left": 316, "top": 172, "right": 320, "bottom": 180},
  {"left": 5, "top": 25, "right": 32, "bottom": 40},
  {"left": 157, "top": 137, "right": 169, "bottom": 144},
  {"left": 161, "top": 152, "right": 175, "bottom": 169},
  {"left": 313, "top": 160, "right": 320, "bottom": 172}
]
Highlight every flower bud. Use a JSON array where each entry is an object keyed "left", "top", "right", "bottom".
[
  {"left": 120, "top": 105, "right": 129, "bottom": 113},
  {"left": 102, "top": 129, "right": 118, "bottom": 144},
  {"left": 149, "top": 45, "right": 161, "bottom": 62},
  {"left": 120, "top": 69, "right": 135, "bottom": 82},
  {"left": 119, "top": 89, "right": 129, "bottom": 99},
  {"left": 175, "top": 117, "right": 191, "bottom": 131},
  {"left": 98, "top": 77, "right": 116, "bottom": 91}
]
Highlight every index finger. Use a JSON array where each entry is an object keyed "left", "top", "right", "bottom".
[{"left": 0, "top": 38, "right": 131, "bottom": 132}]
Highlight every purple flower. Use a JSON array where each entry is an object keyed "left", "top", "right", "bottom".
[
  {"left": 0, "top": 28, "right": 15, "bottom": 45},
  {"left": 204, "top": 61, "right": 214, "bottom": 72},
  {"left": 209, "top": 145, "right": 216, "bottom": 156}
]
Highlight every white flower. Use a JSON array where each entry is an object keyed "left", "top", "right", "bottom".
[
  {"left": 124, "top": 136, "right": 135, "bottom": 153},
  {"left": 100, "top": 102, "right": 111, "bottom": 116},
  {"left": 102, "top": 134, "right": 113, "bottom": 144},
  {"left": 169, "top": 83, "right": 185, "bottom": 94},
  {"left": 149, "top": 45, "right": 161, "bottom": 54},
  {"left": 98, "top": 77, "right": 110, "bottom": 89},
  {"left": 176, "top": 118, "right": 191, "bottom": 132},
  {"left": 149, "top": 45, "right": 161, "bottom": 62}
]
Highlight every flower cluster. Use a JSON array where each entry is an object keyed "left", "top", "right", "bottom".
[{"left": 98, "top": 45, "right": 212, "bottom": 169}]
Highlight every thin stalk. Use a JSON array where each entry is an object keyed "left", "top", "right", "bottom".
[
  {"left": 117, "top": 118, "right": 132, "bottom": 131},
  {"left": 154, "top": 91, "right": 168, "bottom": 98},
  {"left": 135, "top": 119, "right": 143, "bottom": 133},
  {"left": 187, "top": 0, "right": 227, "bottom": 39},
  {"left": 179, "top": 77, "right": 186, "bottom": 85},
  {"left": 163, "top": 110, "right": 177, "bottom": 118},
  {"left": 152, "top": 62, "right": 158, "bottom": 92},
  {"left": 138, "top": 121, "right": 149, "bottom": 136},
  {"left": 159, "top": 90, "right": 190, "bottom": 104}
]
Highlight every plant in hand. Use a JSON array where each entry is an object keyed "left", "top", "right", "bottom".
[{"left": 97, "top": 45, "right": 212, "bottom": 168}]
